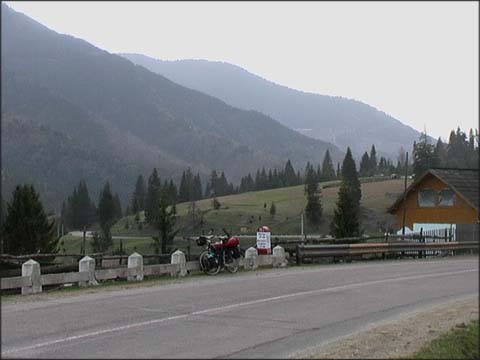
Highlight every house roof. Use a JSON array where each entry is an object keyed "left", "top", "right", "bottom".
[{"left": 388, "top": 168, "right": 479, "bottom": 213}]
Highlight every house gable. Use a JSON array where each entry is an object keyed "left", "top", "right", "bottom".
[{"left": 388, "top": 169, "right": 479, "bottom": 229}]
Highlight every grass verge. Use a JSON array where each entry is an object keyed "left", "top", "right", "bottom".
[{"left": 413, "top": 319, "right": 479, "bottom": 359}]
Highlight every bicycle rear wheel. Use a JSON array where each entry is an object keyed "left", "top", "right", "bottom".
[{"left": 199, "top": 251, "right": 221, "bottom": 275}]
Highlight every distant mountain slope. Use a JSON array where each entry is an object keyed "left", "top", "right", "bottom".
[
  {"left": 121, "top": 53, "right": 424, "bottom": 159},
  {"left": 1, "top": 4, "right": 342, "bottom": 210}
]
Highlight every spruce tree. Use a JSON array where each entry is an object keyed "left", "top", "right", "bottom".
[
  {"left": 145, "top": 168, "right": 162, "bottom": 224},
  {"left": 270, "top": 202, "right": 276, "bottom": 217},
  {"left": 434, "top": 138, "right": 447, "bottom": 167},
  {"left": 152, "top": 193, "right": 178, "bottom": 254},
  {"left": 168, "top": 179, "right": 179, "bottom": 204},
  {"left": 113, "top": 193, "right": 122, "bottom": 220},
  {"left": 193, "top": 173, "right": 203, "bottom": 201},
  {"left": 3, "top": 185, "right": 58, "bottom": 255},
  {"left": 342, "top": 147, "right": 362, "bottom": 205},
  {"left": 178, "top": 171, "right": 188, "bottom": 203},
  {"left": 212, "top": 197, "right": 221, "bottom": 210},
  {"left": 359, "top": 152, "right": 370, "bottom": 177},
  {"left": 330, "top": 183, "right": 361, "bottom": 238},
  {"left": 284, "top": 160, "right": 297, "bottom": 186},
  {"left": 304, "top": 166, "right": 322, "bottom": 227},
  {"left": 316, "top": 164, "right": 322, "bottom": 182},
  {"left": 76, "top": 181, "right": 96, "bottom": 229},
  {"left": 331, "top": 147, "right": 362, "bottom": 238},
  {"left": 321, "top": 150, "right": 336, "bottom": 181},
  {"left": 218, "top": 171, "right": 229, "bottom": 196},
  {"left": 131, "top": 175, "right": 146, "bottom": 213},
  {"left": 131, "top": 197, "right": 139, "bottom": 215},
  {"left": 413, "top": 132, "right": 438, "bottom": 179},
  {"left": 369, "top": 145, "right": 378, "bottom": 175},
  {"left": 397, "top": 146, "right": 407, "bottom": 174},
  {"left": 206, "top": 170, "right": 219, "bottom": 198},
  {"left": 95, "top": 181, "right": 115, "bottom": 253}
]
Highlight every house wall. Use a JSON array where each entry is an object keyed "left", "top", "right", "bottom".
[{"left": 392, "top": 174, "right": 478, "bottom": 229}]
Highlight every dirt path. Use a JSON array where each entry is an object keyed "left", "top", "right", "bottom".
[{"left": 291, "top": 295, "right": 478, "bottom": 359}]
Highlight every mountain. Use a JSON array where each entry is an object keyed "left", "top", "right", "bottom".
[
  {"left": 1, "top": 4, "right": 342, "bottom": 210},
  {"left": 120, "top": 53, "right": 424, "bottom": 159}
]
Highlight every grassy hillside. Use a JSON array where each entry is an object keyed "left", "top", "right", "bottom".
[{"left": 61, "top": 178, "right": 408, "bottom": 254}]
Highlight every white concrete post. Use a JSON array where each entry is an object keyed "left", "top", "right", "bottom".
[
  {"left": 171, "top": 250, "right": 187, "bottom": 277},
  {"left": 128, "top": 252, "right": 144, "bottom": 281},
  {"left": 79, "top": 256, "right": 98, "bottom": 287},
  {"left": 22, "top": 259, "right": 42, "bottom": 295},
  {"left": 272, "top": 245, "right": 287, "bottom": 268},
  {"left": 244, "top": 247, "right": 258, "bottom": 270}
]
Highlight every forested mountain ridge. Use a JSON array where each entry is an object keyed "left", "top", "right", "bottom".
[
  {"left": 121, "top": 53, "right": 425, "bottom": 159},
  {"left": 1, "top": 4, "right": 342, "bottom": 210}
]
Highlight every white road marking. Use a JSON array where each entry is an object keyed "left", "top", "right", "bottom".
[{"left": 3, "top": 268, "right": 477, "bottom": 355}]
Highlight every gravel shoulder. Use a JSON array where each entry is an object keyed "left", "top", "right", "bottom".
[{"left": 291, "top": 295, "right": 479, "bottom": 359}]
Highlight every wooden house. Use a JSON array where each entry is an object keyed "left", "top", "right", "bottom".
[{"left": 388, "top": 168, "right": 479, "bottom": 235}]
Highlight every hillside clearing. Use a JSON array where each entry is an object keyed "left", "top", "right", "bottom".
[{"left": 62, "top": 178, "right": 408, "bottom": 254}]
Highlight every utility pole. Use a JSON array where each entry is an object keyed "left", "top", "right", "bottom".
[
  {"left": 300, "top": 212, "right": 304, "bottom": 242},
  {"left": 82, "top": 225, "right": 86, "bottom": 255},
  {"left": 401, "top": 152, "right": 409, "bottom": 237}
]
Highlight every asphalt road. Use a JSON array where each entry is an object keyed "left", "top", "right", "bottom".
[{"left": 2, "top": 257, "right": 478, "bottom": 358}]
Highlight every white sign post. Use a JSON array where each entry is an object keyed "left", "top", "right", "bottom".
[{"left": 256, "top": 231, "right": 271, "bottom": 254}]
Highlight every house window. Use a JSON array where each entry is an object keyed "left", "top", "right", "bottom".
[
  {"left": 418, "top": 189, "right": 436, "bottom": 207},
  {"left": 438, "top": 189, "right": 455, "bottom": 206}
]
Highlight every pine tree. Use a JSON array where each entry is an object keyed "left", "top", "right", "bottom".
[
  {"left": 76, "top": 181, "right": 96, "bottom": 229},
  {"left": 131, "top": 175, "right": 146, "bottom": 213},
  {"left": 178, "top": 171, "right": 188, "bottom": 203},
  {"left": 336, "top": 163, "right": 341, "bottom": 179},
  {"left": 206, "top": 170, "right": 219, "bottom": 198},
  {"left": 434, "top": 138, "right": 447, "bottom": 167},
  {"left": 304, "top": 166, "right": 322, "bottom": 227},
  {"left": 468, "top": 128, "right": 475, "bottom": 153},
  {"left": 95, "top": 181, "right": 115, "bottom": 253},
  {"left": 321, "top": 150, "right": 336, "bottom": 181},
  {"left": 270, "top": 202, "right": 276, "bottom": 217},
  {"left": 193, "top": 173, "right": 203, "bottom": 201},
  {"left": 113, "top": 193, "right": 122, "bottom": 220},
  {"left": 413, "top": 132, "right": 438, "bottom": 179},
  {"left": 359, "top": 152, "right": 370, "bottom": 177},
  {"left": 145, "top": 168, "right": 162, "bottom": 224},
  {"left": 316, "top": 164, "right": 322, "bottom": 182},
  {"left": 212, "top": 197, "right": 221, "bottom": 210},
  {"left": 218, "top": 171, "right": 229, "bottom": 196},
  {"left": 2, "top": 185, "right": 58, "bottom": 255},
  {"left": 330, "top": 148, "right": 362, "bottom": 237},
  {"left": 284, "top": 160, "right": 297, "bottom": 186},
  {"left": 369, "top": 145, "right": 378, "bottom": 175},
  {"left": 152, "top": 193, "right": 178, "bottom": 254},
  {"left": 63, "top": 181, "right": 96, "bottom": 230},
  {"left": 304, "top": 162, "right": 315, "bottom": 183},
  {"left": 254, "top": 169, "right": 261, "bottom": 191},
  {"left": 397, "top": 146, "right": 407, "bottom": 174},
  {"left": 330, "top": 183, "right": 361, "bottom": 238},
  {"left": 259, "top": 168, "right": 268, "bottom": 190},
  {"left": 341, "top": 147, "right": 362, "bottom": 205},
  {"left": 378, "top": 157, "right": 387, "bottom": 174},
  {"left": 168, "top": 179, "right": 178, "bottom": 204}
]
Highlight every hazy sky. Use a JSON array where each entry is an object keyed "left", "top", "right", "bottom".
[{"left": 6, "top": 1, "right": 478, "bottom": 140}]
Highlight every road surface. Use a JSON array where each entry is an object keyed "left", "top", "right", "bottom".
[{"left": 2, "top": 257, "right": 478, "bottom": 358}]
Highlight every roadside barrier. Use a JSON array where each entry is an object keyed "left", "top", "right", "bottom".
[
  {"left": 0, "top": 246, "right": 288, "bottom": 295},
  {"left": 295, "top": 241, "right": 479, "bottom": 265}
]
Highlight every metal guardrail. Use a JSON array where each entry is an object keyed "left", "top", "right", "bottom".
[{"left": 295, "top": 241, "right": 479, "bottom": 265}]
